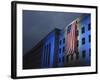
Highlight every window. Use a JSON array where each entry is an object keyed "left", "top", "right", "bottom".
[
  {"left": 59, "top": 58, "right": 61, "bottom": 63},
  {"left": 63, "top": 46, "right": 65, "bottom": 53},
  {"left": 82, "top": 37, "right": 85, "bottom": 45},
  {"left": 59, "top": 48, "right": 61, "bottom": 53},
  {"left": 71, "top": 54, "right": 73, "bottom": 61},
  {"left": 76, "top": 21, "right": 78, "bottom": 24},
  {"left": 88, "top": 23, "right": 91, "bottom": 30},
  {"left": 63, "top": 38, "right": 65, "bottom": 44},
  {"left": 89, "top": 35, "right": 91, "bottom": 42},
  {"left": 81, "top": 27, "right": 85, "bottom": 34},
  {"left": 89, "top": 48, "right": 91, "bottom": 56},
  {"left": 62, "top": 56, "right": 64, "bottom": 62},
  {"left": 82, "top": 50, "right": 86, "bottom": 59},
  {"left": 76, "top": 52, "right": 79, "bottom": 60},
  {"left": 66, "top": 55, "right": 69, "bottom": 62},
  {"left": 59, "top": 40, "right": 62, "bottom": 45}
]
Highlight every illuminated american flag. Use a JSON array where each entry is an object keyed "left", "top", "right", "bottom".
[{"left": 66, "top": 22, "right": 77, "bottom": 55}]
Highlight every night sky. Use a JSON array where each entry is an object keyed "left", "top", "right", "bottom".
[{"left": 23, "top": 10, "right": 82, "bottom": 55}]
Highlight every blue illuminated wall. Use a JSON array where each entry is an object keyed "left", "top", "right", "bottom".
[
  {"left": 78, "top": 14, "right": 91, "bottom": 65},
  {"left": 58, "top": 31, "right": 65, "bottom": 67},
  {"left": 41, "top": 29, "right": 60, "bottom": 68}
]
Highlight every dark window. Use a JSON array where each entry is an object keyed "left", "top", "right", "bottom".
[
  {"left": 71, "top": 55, "right": 73, "bottom": 61},
  {"left": 62, "top": 56, "right": 64, "bottom": 62},
  {"left": 88, "top": 23, "right": 91, "bottom": 30},
  {"left": 89, "top": 48, "right": 91, "bottom": 56},
  {"left": 59, "top": 48, "right": 61, "bottom": 53},
  {"left": 59, "top": 58, "right": 61, "bottom": 63},
  {"left": 66, "top": 55, "right": 69, "bottom": 62},
  {"left": 81, "top": 27, "right": 85, "bottom": 34},
  {"left": 63, "top": 46, "right": 65, "bottom": 53},
  {"left": 77, "top": 40, "right": 79, "bottom": 47},
  {"left": 89, "top": 35, "right": 91, "bottom": 42},
  {"left": 82, "top": 50, "right": 86, "bottom": 59},
  {"left": 76, "top": 52, "right": 79, "bottom": 60},
  {"left": 82, "top": 37, "right": 85, "bottom": 45},
  {"left": 63, "top": 38, "right": 65, "bottom": 44},
  {"left": 59, "top": 40, "right": 62, "bottom": 45},
  {"left": 76, "top": 21, "right": 78, "bottom": 24}
]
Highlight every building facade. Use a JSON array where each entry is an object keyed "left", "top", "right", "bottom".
[
  {"left": 41, "top": 29, "right": 60, "bottom": 68},
  {"left": 57, "top": 14, "right": 91, "bottom": 67}
]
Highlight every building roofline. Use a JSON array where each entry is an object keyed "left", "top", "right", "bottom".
[{"left": 25, "top": 28, "right": 61, "bottom": 55}]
